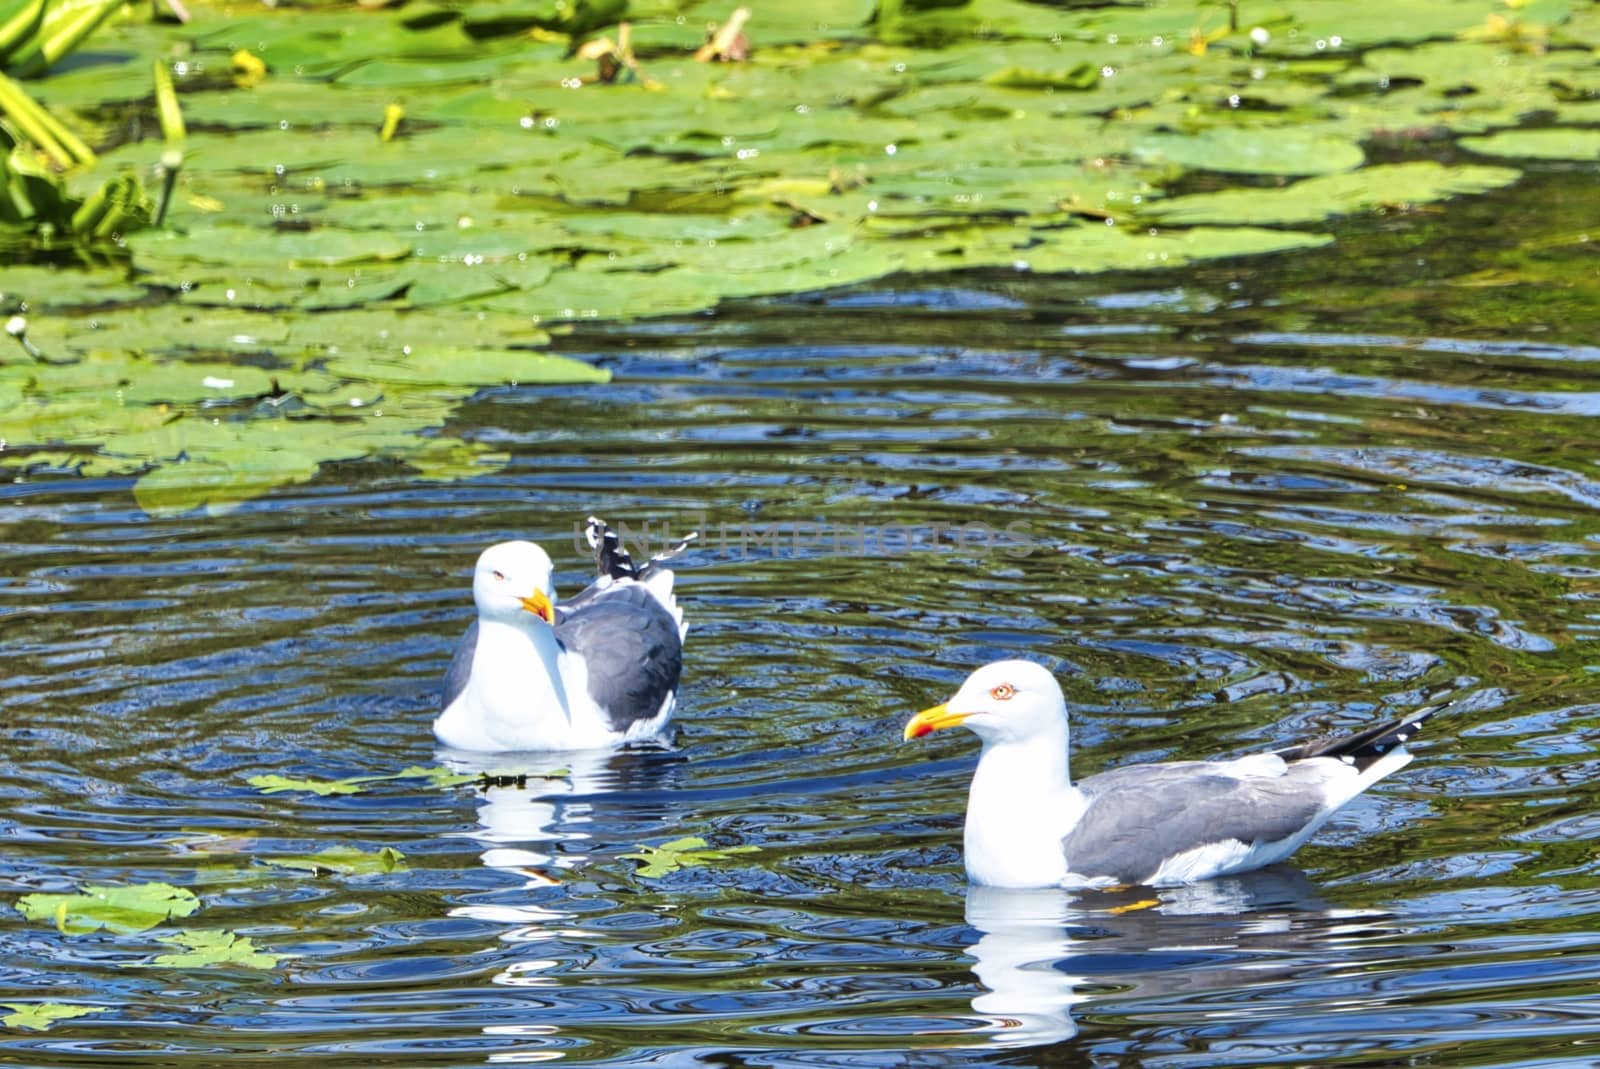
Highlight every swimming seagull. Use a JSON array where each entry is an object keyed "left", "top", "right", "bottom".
[
  {"left": 904, "top": 660, "right": 1440, "bottom": 888},
  {"left": 434, "top": 518, "right": 694, "bottom": 752}
]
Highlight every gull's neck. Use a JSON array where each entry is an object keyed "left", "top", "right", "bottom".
[{"left": 964, "top": 722, "right": 1075, "bottom": 888}]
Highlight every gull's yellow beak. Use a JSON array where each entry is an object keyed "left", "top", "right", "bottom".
[
  {"left": 903, "top": 702, "right": 970, "bottom": 741},
  {"left": 519, "top": 588, "right": 554, "bottom": 624}
]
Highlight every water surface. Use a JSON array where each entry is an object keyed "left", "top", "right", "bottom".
[{"left": 4, "top": 168, "right": 1600, "bottom": 1066}]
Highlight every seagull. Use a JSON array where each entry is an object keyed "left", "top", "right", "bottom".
[
  {"left": 434, "top": 518, "right": 694, "bottom": 752},
  {"left": 904, "top": 660, "right": 1439, "bottom": 889}
]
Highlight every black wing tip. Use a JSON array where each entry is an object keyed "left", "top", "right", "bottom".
[
  {"left": 585, "top": 515, "right": 698, "bottom": 581},
  {"left": 1278, "top": 697, "right": 1453, "bottom": 770}
]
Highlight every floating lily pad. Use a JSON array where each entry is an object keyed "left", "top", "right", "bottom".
[
  {"left": 1134, "top": 128, "right": 1367, "bottom": 176},
  {"left": 264, "top": 846, "right": 407, "bottom": 875},
  {"left": 1142, "top": 163, "right": 1522, "bottom": 226},
  {"left": 248, "top": 765, "right": 478, "bottom": 795},
  {"left": 15, "top": 882, "right": 201, "bottom": 934},
  {"left": 620, "top": 836, "right": 762, "bottom": 879},
  {"left": 1460, "top": 129, "right": 1600, "bottom": 161},
  {"left": 6, "top": 0, "right": 1583, "bottom": 514},
  {"left": 324, "top": 348, "right": 608, "bottom": 386},
  {"left": 139, "top": 929, "right": 285, "bottom": 969},
  {"left": 1, "top": 1004, "right": 108, "bottom": 1032}
]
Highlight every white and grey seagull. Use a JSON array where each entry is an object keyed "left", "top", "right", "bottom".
[
  {"left": 904, "top": 660, "right": 1439, "bottom": 888},
  {"left": 435, "top": 518, "right": 693, "bottom": 752}
]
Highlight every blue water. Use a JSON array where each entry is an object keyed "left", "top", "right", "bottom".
[{"left": 5, "top": 172, "right": 1600, "bottom": 1065}]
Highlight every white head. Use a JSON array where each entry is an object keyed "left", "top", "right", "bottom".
[
  {"left": 471, "top": 540, "right": 556, "bottom": 628},
  {"left": 904, "top": 660, "right": 1067, "bottom": 746}
]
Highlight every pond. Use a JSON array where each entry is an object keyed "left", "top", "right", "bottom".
[{"left": 5, "top": 155, "right": 1600, "bottom": 1064}]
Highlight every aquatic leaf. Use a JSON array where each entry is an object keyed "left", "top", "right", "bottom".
[
  {"left": 1142, "top": 163, "right": 1522, "bottom": 226},
  {"left": 391, "top": 764, "right": 481, "bottom": 788},
  {"left": 620, "top": 836, "right": 762, "bottom": 879},
  {"left": 983, "top": 63, "right": 1099, "bottom": 91},
  {"left": 129, "top": 224, "right": 414, "bottom": 269},
  {"left": 15, "top": 882, "right": 200, "bottom": 934},
  {"left": 246, "top": 773, "right": 371, "bottom": 796},
  {"left": 265, "top": 846, "right": 408, "bottom": 875},
  {"left": 140, "top": 929, "right": 285, "bottom": 969},
  {"left": 1459, "top": 129, "right": 1600, "bottom": 161},
  {"left": 1134, "top": 128, "right": 1366, "bottom": 176},
  {"left": 247, "top": 765, "right": 477, "bottom": 795},
  {"left": 1, "top": 1004, "right": 107, "bottom": 1032},
  {"left": 323, "top": 348, "right": 608, "bottom": 386}
]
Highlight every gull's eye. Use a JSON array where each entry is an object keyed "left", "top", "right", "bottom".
[
  {"left": 491, "top": 569, "right": 506, "bottom": 582},
  {"left": 989, "top": 683, "right": 1016, "bottom": 701}
]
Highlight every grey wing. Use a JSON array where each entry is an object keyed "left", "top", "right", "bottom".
[
  {"left": 554, "top": 584, "right": 682, "bottom": 733},
  {"left": 441, "top": 620, "right": 479, "bottom": 712},
  {"left": 1063, "top": 761, "right": 1327, "bottom": 884}
]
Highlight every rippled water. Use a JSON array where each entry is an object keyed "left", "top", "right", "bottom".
[{"left": 5, "top": 170, "right": 1600, "bottom": 1066}]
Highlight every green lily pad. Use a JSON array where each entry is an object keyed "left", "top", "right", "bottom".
[
  {"left": 1, "top": 1004, "right": 108, "bottom": 1032},
  {"left": 139, "top": 929, "right": 286, "bottom": 969},
  {"left": 620, "top": 836, "right": 762, "bottom": 879},
  {"left": 264, "top": 846, "right": 407, "bottom": 875},
  {"left": 247, "top": 764, "right": 478, "bottom": 795},
  {"left": 323, "top": 348, "right": 609, "bottom": 386},
  {"left": 1142, "top": 162, "right": 1522, "bottom": 226},
  {"left": 15, "top": 882, "right": 201, "bottom": 934},
  {"left": 1460, "top": 129, "right": 1600, "bottom": 161},
  {"left": 1134, "top": 128, "right": 1366, "bottom": 176}
]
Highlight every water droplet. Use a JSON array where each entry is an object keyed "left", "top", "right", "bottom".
[
  {"left": 1152, "top": 34, "right": 1164, "bottom": 46},
  {"left": 1107, "top": 33, "right": 1118, "bottom": 44},
  {"left": 1228, "top": 94, "right": 1241, "bottom": 108},
  {"left": 1330, "top": 34, "right": 1342, "bottom": 47},
  {"left": 520, "top": 116, "right": 535, "bottom": 129},
  {"left": 1250, "top": 26, "right": 1270, "bottom": 45},
  {"left": 1101, "top": 65, "right": 1116, "bottom": 77},
  {"left": 884, "top": 143, "right": 898, "bottom": 156}
]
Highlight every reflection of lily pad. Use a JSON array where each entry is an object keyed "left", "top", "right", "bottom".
[{"left": 16, "top": 883, "right": 200, "bottom": 934}]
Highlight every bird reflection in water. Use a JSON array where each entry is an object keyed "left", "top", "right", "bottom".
[
  {"left": 962, "top": 866, "right": 1395, "bottom": 1048},
  {"left": 435, "top": 746, "right": 679, "bottom": 926}
]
